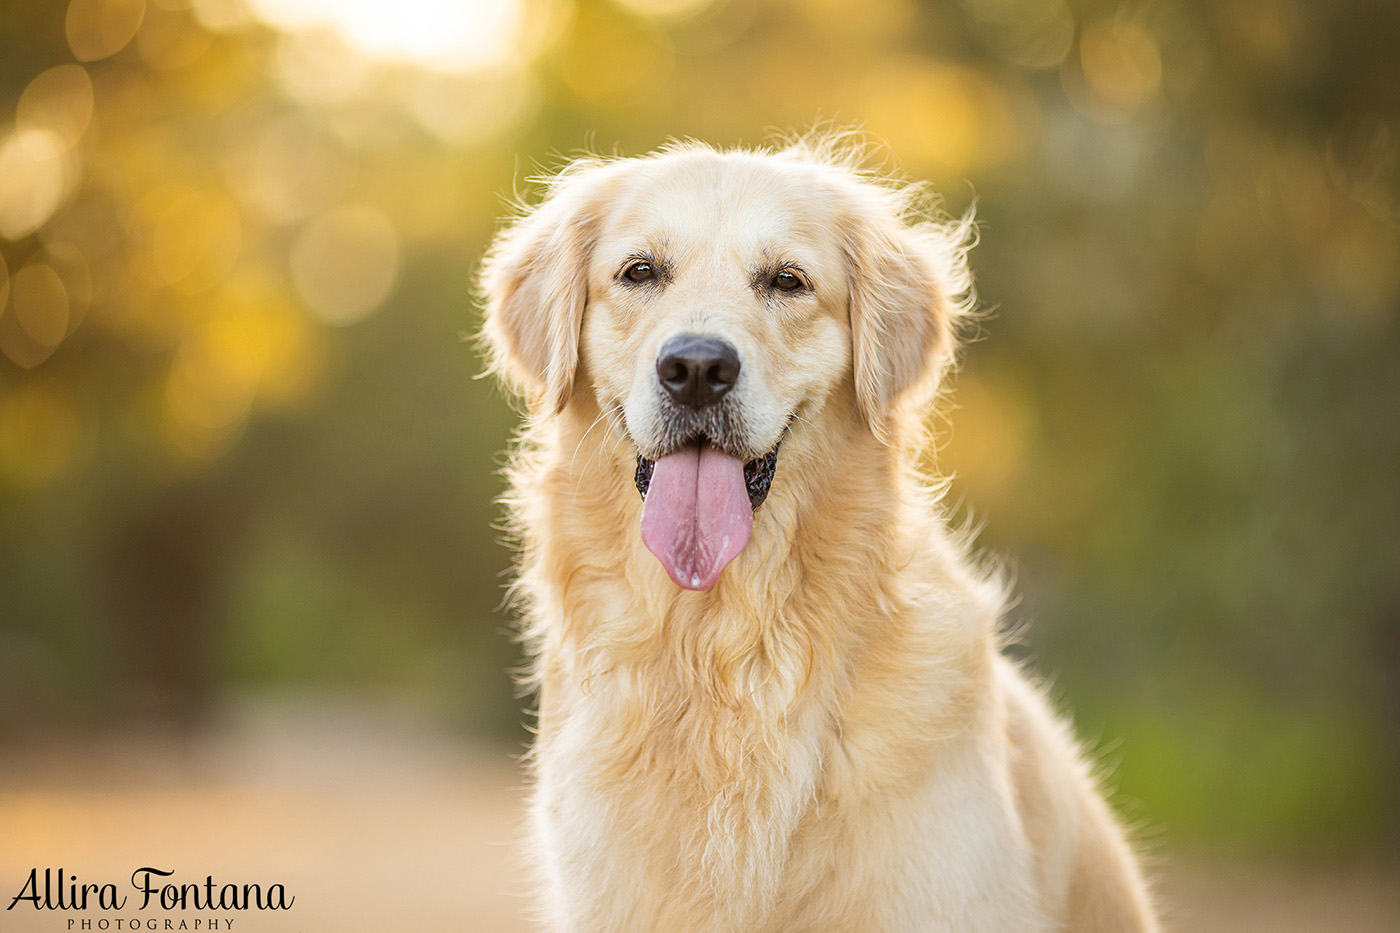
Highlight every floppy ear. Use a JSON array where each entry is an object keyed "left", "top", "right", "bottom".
[
  {"left": 479, "top": 162, "right": 616, "bottom": 414},
  {"left": 842, "top": 198, "right": 975, "bottom": 444}
]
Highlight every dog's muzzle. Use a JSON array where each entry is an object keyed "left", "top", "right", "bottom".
[
  {"left": 634, "top": 331, "right": 779, "bottom": 510},
  {"left": 631, "top": 333, "right": 783, "bottom": 590}
]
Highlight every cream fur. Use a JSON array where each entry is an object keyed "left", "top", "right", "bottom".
[{"left": 480, "top": 138, "right": 1158, "bottom": 932}]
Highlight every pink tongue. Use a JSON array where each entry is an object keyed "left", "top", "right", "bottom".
[{"left": 640, "top": 442, "right": 753, "bottom": 590}]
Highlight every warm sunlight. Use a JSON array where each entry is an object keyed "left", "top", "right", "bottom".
[{"left": 245, "top": 0, "right": 525, "bottom": 73}]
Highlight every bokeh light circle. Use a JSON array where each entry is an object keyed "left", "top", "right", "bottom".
[
  {"left": 66, "top": 0, "right": 148, "bottom": 62},
  {"left": 247, "top": 0, "right": 524, "bottom": 73},
  {"left": 290, "top": 204, "right": 400, "bottom": 326},
  {"left": 0, "top": 129, "right": 73, "bottom": 240},
  {"left": 11, "top": 264, "right": 71, "bottom": 349},
  {"left": 17, "top": 65, "right": 95, "bottom": 148}
]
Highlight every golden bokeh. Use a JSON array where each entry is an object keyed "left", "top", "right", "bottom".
[
  {"left": 1071, "top": 17, "right": 1163, "bottom": 120},
  {"left": 0, "top": 129, "right": 75, "bottom": 241},
  {"left": 221, "top": 112, "right": 345, "bottom": 223},
  {"left": 66, "top": 0, "right": 148, "bottom": 62},
  {"left": 42, "top": 241, "right": 94, "bottom": 332},
  {"left": 161, "top": 278, "right": 325, "bottom": 460},
  {"left": 1, "top": 263, "right": 68, "bottom": 369},
  {"left": 934, "top": 369, "right": 1033, "bottom": 500},
  {"left": 137, "top": 3, "right": 216, "bottom": 70},
  {"left": 274, "top": 30, "right": 377, "bottom": 105},
  {"left": 408, "top": 68, "right": 539, "bottom": 146},
  {"left": 961, "top": 0, "right": 1075, "bottom": 69},
  {"left": 1219, "top": 0, "right": 1299, "bottom": 65},
  {"left": 290, "top": 204, "right": 401, "bottom": 327},
  {"left": 614, "top": 0, "right": 717, "bottom": 22},
  {"left": 246, "top": 0, "right": 526, "bottom": 73},
  {"left": 162, "top": 340, "right": 257, "bottom": 461},
  {"left": 10, "top": 264, "right": 70, "bottom": 350},
  {"left": 860, "top": 59, "right": 1028, "bottom": 178},
  {"left": 189, "top": 0, "right": 252, "bottom": 33},
  {"left": 16, "top": 64, "right": 95, "bottom": 148},
  {"left": 554, "top": 5, "right": 672, "bottom": 103},
  {"left": 139, "top": 183, "right": 244, "bottom": 295},
  {"left": 801, "top": 0, "right": 915, "bottom": 44}
]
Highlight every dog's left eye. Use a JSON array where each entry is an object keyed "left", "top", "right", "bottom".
[
  {"left": 772, "top": 270, "right": 806, "bottom": 292},
  {"left": 622, "top": 260, "right": 655, "bottom": 283}
]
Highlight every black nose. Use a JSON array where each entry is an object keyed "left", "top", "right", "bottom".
[{"left": 656, "top": 334, "right": 741, "bottom": 410}]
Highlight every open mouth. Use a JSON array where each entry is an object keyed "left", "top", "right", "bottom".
[
  {"left": 632, "top": 436, "right": 781, "bottom": 591},
  {"left": 634, "top": 442, "right": 779, "bottom": 510}
]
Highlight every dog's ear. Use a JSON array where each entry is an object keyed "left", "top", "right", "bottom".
[
  {"left": 479, "top": 162, "right": 617, "bottom": 414},
  {"left": 841, "top": 194, "right": 975, "bottom": 444}
]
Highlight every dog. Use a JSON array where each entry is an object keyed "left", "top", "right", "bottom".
[{"left": 479, "top": 136, "right": 1158, "bottom": 932}]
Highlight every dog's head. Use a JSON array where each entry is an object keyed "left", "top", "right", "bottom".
[{"left": 481, "top": 140, "right": 973, "bottom": 590}]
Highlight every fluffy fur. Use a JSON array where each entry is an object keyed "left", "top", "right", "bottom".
[{"left": 479, "top": 137, "right": 1158, "bottom": 932}]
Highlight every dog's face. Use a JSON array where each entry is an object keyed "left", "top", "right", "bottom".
[
  {"left": 482, "top": 144, "right": 971, "bottom": 590},
  {"left": 579, "top": 152, "right": 851, "bottom": 468}
]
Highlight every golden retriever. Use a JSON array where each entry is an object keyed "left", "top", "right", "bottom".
[{"left": 479, "top": 136, "right": 1158, "bottom": 932}]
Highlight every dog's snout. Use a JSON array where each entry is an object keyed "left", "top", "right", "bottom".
[{"left": 657, "top": 334, "right": 740, "bottom": 410}]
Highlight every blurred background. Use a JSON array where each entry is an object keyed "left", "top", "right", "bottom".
[{"left": 0, "top": 0, "right": 1397, "bottom": 929}]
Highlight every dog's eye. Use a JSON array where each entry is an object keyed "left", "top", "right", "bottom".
[
  {"left": 622, "top": 260, "right": 655, "bottom": 283},
  {"left": 772, "top": 270, "right": 805, "bottom": 292}
]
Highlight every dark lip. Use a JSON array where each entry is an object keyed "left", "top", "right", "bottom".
[{"left": 633, "top": 433, "right": 782, "bottom": 511}]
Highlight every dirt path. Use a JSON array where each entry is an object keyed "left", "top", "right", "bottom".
[{"left": 2, "top": 697, "right": 1395, "bottom": 932}]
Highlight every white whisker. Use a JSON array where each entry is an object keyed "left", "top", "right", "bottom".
[{"left": 568, "top": 403, "right": 626, "bottom": 494}]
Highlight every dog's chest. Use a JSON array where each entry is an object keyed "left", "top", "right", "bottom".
[{"left": 535, "top": 673, "right": 831, "bottom": 928}]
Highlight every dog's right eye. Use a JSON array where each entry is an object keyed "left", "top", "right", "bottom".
[
  {"left": 622, "top": 260, "right": 655, "bottom": 283},
  {"left": 772, "top": 270, "right": 804, "bottom": 292}
]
